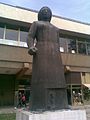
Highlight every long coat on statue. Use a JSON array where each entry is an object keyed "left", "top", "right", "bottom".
[
  {"left": 27, "top": 7, "right": 68, "bottom": 110},
  {"left": 27, "top": 21, "right": 66, "bottom": 88}
]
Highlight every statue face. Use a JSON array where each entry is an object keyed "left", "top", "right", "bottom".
[{"left": 38, "top": 7, "right": 52, "bottom": 22}]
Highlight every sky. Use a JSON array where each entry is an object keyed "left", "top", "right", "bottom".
[{"left": 0, "top": 0, "right": 90, "bottom": 24}]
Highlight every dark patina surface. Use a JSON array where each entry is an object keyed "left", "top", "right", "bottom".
[{"left": 27, "top": 7, "right": 68, "bottom": 111}]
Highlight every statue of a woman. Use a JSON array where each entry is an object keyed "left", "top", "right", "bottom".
[{"left": 27, "top": 7, "right": 68, "bottom": 111}]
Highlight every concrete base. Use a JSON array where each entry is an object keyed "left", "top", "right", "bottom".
[{"left": 16, "top": 109, "right": 87, "bottom": 120}]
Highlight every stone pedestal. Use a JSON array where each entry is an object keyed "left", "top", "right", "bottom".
[{"left": 16, "top": 109, "right": 87, "bottom": 120}]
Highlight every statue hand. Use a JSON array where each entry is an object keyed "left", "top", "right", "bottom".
[{"left": 28, "top": 46, "right": 38, "bottom": 55}]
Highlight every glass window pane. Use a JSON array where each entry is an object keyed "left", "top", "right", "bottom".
[
  {"left": 68, "top": 39, "right": 76, "bottom": 53},
  {"left": 87, "top": 44, "right": 90, "bottom": 55},
  {"left": 59, "top": 37, "right": 70, "bottom": 52},
  {"left": 20, "top": 31, "right": 28, "bottom": 42},
  {"left": 0, "top": 27, "right": 4, "bottom": 39},
  {"left": 5, "top": 29, "right": 18, "bottom": 41},
  {"left": 59, "top": 37, "right": 76, "bottom": 53},
  {"left": 78, "top": 42, "right": 86, "bottom": 54}
]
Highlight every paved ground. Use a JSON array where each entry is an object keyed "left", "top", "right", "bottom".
[
  {"left": 71, "top": 105, "right": 90, "bottom": 120},
  {"left": 0, "top": 105, "right": 90, "bottom": 120},
  {"left": 0, "top": 107, "right": 16, "bottom": 114}
]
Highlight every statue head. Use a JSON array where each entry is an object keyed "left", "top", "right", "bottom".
[{"left": 38, "top": 7, "right": 52, "bottom": 22}]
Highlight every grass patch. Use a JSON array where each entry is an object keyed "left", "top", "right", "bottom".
[{"left": 0, "top": 113, "right": 16, "bottom": 120}]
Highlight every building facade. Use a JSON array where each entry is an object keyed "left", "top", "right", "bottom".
[{"left": 0, "top": 3, "right": 90, "bottom": 107}]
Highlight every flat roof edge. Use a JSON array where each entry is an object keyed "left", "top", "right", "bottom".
[{"left": 0, "top": 2, "right": 90, "bottom": 26}]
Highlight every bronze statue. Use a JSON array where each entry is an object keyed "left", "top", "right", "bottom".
[{"left": 27, "top": 7, "right": 68, "bottom": 111}]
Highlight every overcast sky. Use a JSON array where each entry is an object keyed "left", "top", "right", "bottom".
[{"left": 0, "top": 0, "right": 90, "bottom": 24}]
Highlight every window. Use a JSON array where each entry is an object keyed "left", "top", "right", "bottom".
[
  {"left": 20, "top": 31, "right": 28, "bottom": 42},
  {"left": 78, "top": 42, "right": 86, "bottom": 55},
  {"left": 68, "top": 39, "right": 76, "bottom": 53},
  {"left": 59, "top": 37, "right": 76, "bottom": 53},
  {"left": 87, "top": 43, "right": 90, "bottom": 55},
  {"left": 0, "top": 27, "right": 4, "bottom": 39},
  {"left": 5, "top": 28, "right": 18, "bottom": 41},
  {"left": 0, "top": 25, "right": 28, "bottom": 47},
  {"left": 59, "top": 36, "right": 90, "bottom": 55},
  {"left": 59, "top": 37, "right": 70, "bottom": 52}
]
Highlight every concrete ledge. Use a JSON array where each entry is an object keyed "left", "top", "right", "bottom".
[{"left": 16, "top": 109, "right": 87, "bottom": 120}]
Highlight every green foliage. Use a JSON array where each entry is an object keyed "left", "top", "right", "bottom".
[
  {"left": 0, "top": 113, "right": 16, "bottom": 120},
  {"left": 83, "top": 87, "right": 90, "bottom": 100}
]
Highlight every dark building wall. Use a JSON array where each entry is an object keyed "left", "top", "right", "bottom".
[
  {"left": 0, "top": 74, "right": 16, "bottom": 106},
  {"left": 65, "top": 72, "right": 81, "bottom": 84}
]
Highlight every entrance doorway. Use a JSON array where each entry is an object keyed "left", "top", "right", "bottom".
[
  {"left": 67, "top": 85, "right": 83, "bottom": 106},
  {"left": 19, "top": 79, "right": 31, "bottom": 101}
]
